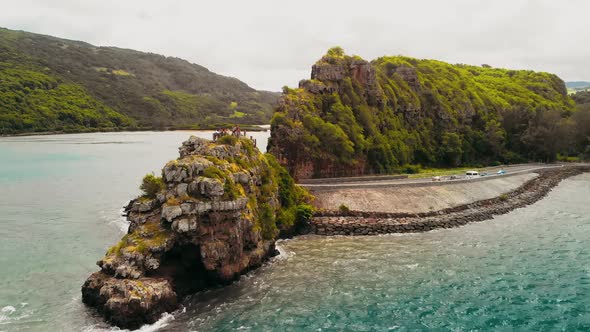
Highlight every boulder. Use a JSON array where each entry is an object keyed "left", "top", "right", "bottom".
[
  {"left": 188, "top": 177, "right": 224, "bottom": 198},
  {"left": 161, "top": 205, "right": 182, "bottom": 222},
  {"left": 82, "top": 272, "right": 177, "bottom": 330},
  {"left": 171, "top": 217, "right": 198, "bottom": 233}
]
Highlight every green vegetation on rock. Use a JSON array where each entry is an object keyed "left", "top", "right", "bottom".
[
  {"left": 270, "top": 48, "right": 586, "bottom": 178},
  {"left": 339, "top": 204, "right": 351, "bottom": 215},
  {"left": 0, "top": 27, "right": 278, "bottom": 135},
  {"left": 140, "top": 174, "right": 165, "bottom": 198},
  {"left": 105, "top": 136, "right": 312, "bottom": 265},
  {"left": 0, "top": 63, "right": 134, "bottom": 133}
]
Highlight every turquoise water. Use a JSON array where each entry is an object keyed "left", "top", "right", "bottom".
[
  {"left": 0, "top": 131, "right": 268, "bottom": 331},
  {"left": 169, "top": 174, "right": 590, "bottom": 331},
  {"left": 1, "top": 132, "right": 589, "bottom": 331}
]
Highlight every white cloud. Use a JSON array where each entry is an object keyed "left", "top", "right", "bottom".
[{"left": 1, "top": 0, "right": 588, "bottom": 90}]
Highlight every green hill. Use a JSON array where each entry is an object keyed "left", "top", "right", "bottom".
[
  {"left": 269, "top": 47, "right": 585, "bottom": 179},
  {"left": 567, "top": 81, "right": 590, "bottom": 94},
  {"left": 566, "top": 81, "right": 590, "bottom": 89},
  {"left": 0, "top": 28, "right": 278, "bottom": 135}
]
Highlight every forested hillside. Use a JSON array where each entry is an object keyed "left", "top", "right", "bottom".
[
  {"left": 269, "top": 47, "right": 587, "bottom": 179},
  {"left": 571, "top": 91, "right": 590, "bottom": 159},
  {"left": 0, "top": 28, "right": 278, "bottom": 134}
]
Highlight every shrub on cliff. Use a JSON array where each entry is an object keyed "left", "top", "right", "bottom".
[
  {"left": 295, "top": 204, "right": 314, "bottom": 224},
  {"left": 260, "top": 153, "right": 314, "bottom": 236},
  {"left": 218, "top": 135, "right": 239, "bottom": 146},
  {"left": 202, "top": 166, "right": 226, "bottom": 179},
  {"left": 140, "top": 174, "right": 165, "bottom": 198},
  {"left": 339, "top": 204, "right": 351, "bottom": 215},
  {"left": 401, "top": 164, "right": 422, "bottom": 174}
]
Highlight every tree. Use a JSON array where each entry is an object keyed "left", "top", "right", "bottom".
[
  {"left": 440, "top": 132, "right": 464, "bottom": 166},
  {"left": 326, "top": 46, "right": 345, "bottom": 57},
  {"left": 485, "top": 119, "right": 506, "bottom": 158},
  {"left": 521, "top": 109, "right": 567, "bottom": 162}
]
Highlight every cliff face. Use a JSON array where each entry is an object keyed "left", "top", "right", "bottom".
[
  {"left": 82, "top": 136, "right": 311, "bottom": 329},
  {"left": 269, "top": 48, "right": 575, "bottom": 179}
]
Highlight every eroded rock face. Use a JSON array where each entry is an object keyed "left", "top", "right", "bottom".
[
  {"left": 271, "top": 53, "right": 385, "bottom": 179},
  {"left": 82, "top": 136, "right": 305, "bottom": 329},
  {"left": 309, "top": 57, "right": 381, "bottom": 103},
  {"left": 82, "top": 272, "right": 177, "bottom": 330},
  {"left": 394, "top": 65, "right": 420, "bottom": 91}
]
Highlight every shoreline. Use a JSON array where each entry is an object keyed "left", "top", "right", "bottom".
[
  {"left": 310, "top": 166, "right": 590, "bottom": 236},
  {"left": 0, "top": 125, "right": 271, "bottom": 138}
]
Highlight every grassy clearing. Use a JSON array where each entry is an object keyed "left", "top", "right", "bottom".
[
  {"left": 557, "top": 154, "right": 581, "bottom": 162},
  {"left": 230, "top": 110, "right": 246, "bottom": 118},
  {"left": 407, "top": 166, "right": 484, "bottom": 179},
  {"left": 112, "top": 69, "right": 134, "bottom": 76}
]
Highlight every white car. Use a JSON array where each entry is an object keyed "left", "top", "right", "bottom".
[{"left": 465, "top": 170, "right": 479, "bottom": 177}]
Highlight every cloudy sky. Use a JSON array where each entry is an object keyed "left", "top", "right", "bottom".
[{"left": 2, "top": 0, "right": 588, "bottom": 91}]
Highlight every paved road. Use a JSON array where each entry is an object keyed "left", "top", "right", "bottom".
[{"left": 300, "top": 164, "right": 567, "bottom": 189}]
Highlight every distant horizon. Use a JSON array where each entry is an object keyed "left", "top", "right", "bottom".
[{"left": 1, "top": 0, "right": 589, "bottom": 91}]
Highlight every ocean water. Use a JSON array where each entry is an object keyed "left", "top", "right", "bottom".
[
  {"left": 1, "top": 132, "right": 590, "bottom": 331},
  {"left": 0, "top": 131, "right": 268, "bottom": 331}
]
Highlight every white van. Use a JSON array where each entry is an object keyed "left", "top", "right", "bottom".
[{"left": 465, "top": 170, "right": 479, "bottom": 177}]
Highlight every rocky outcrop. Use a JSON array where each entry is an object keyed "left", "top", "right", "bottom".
[
  {"left": 307, "top": 57, "right": 381, "bottom": 103},
  {"left": 82, "top": 136, "right": 310, "bottom": 329},
  {"left": 393, "top": 65, "right": 420, "bottom": 91},
  {"left": 311, "top": 167, "right": 589, "bottom": 235},
  {"left": 311, "top": 62, "right": 347, "bottom": 82},
  {"left": 81, "top": 273, "right": 177, "bottom": 329}
]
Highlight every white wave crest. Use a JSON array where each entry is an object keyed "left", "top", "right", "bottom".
[
  {"left": 82, "top": 311, "right": 175, "bottom": 332},
  {"left": 0, "top": 307, "right": 15, "bottom": 314},
  {"left": 0, "top": 305, "right": 31, "bottom": 325},
  {"left": 273, "top": 243, "right": 296, "bottom": 261},
  {"left": 102, "top": 206, "right": 130, "bottom": 233}
]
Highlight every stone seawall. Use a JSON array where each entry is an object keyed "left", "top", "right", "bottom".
[
  {"left": 311, "top": 167, "right": 589, "bottom": 236},
  {"left": 311, "top": 173, "right": 538, "bottom": 214}
]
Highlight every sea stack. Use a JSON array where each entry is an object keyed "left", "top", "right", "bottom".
[{"left": 82, "top": 136, "right": 312, "bottom": 329}]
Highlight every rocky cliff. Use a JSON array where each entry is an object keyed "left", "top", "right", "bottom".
[
  {"left": 82, "top": 136, "right": 311, "bottom": 329},
  {"left": 269, "top": 47, "right": 575, "bottom": 179}
]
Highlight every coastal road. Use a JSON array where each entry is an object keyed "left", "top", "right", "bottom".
[{"left": 299, "top": 164, "right": 568, "bottom": 189}]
